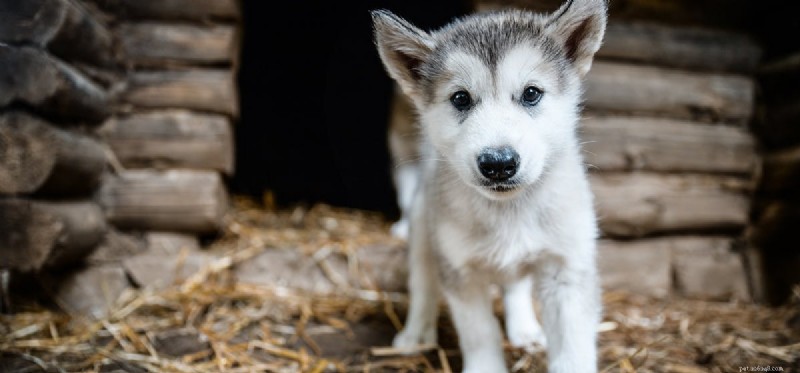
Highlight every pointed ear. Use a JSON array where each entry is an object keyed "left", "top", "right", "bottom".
[
  {"left": 371, "top": 10, "right": 435, "bottom": 100},
  {"left": 546, "top": 0, "right": 607, "bottom": 77}
]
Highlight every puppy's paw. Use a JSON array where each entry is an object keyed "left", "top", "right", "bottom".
[
  {"left": 507, "top": 324, "right": 547, "bottom": 351},
  {"left": 392, "top": 327, "right": 437, "bottom": 353},
  {"left": 390, "top": 220, "right": 409, "bottom": 240}
]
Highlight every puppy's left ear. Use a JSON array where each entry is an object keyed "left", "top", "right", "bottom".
[{"left": 546, "top": 0, "right": 607, "bottom": 77}]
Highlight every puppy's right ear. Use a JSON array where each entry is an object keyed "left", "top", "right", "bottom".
[{"left": 371, "top": 10, "right": 434, "bottom": 100}]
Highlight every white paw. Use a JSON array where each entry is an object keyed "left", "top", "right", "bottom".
[
  {"left": 462, "top": 356, "right": 509, "bottom": 373},
  {"left": 507, "top": 325, "right": 547, "bottom": 351},
  {"left": 390, "top": 219, "right": 409, "bottom": 240},
  {"left": 392, "top": 327, "right": 437, "bottom": 353}
]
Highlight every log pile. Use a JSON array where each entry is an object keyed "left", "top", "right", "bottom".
[
  {"left": 93, "top": 0, "right": 238, "bottom": 236},
  {"left": 465, "top": 1, "right": 762, "bottom": 300},
  {"left": 584, "top": 24, "right": 758, "bottom": 301},
  {"left": 0, "top": 0, "right": 239, "bottom": 316},
  {"left": 0, "top": 0, "right": 115, "bottom": 274}
]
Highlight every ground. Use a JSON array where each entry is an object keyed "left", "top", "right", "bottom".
[{"left": 1, "top": 198, "right": 798, "bottom": 372}]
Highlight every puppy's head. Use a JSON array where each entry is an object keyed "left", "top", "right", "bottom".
[{"left": 372, "top": 1, "right": 606, "bottom": 200}]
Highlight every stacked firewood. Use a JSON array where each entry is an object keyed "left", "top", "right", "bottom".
[
  {"left": 0, "top": 0, "right": 239, "bottom": 315},
  {"left": 0, "top": 0, "right": 116, "bottom": 273},
  {"left": 92, "top": 0, "right": 238, "bottom": 234},
  {"left": 473, "top": 1, "right": 761, "bottom": 300}
]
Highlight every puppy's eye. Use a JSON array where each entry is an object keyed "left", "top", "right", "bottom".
[
  {"left": 521, "top": 86, "right": 543, "bottom": 106},
  {"left": 450, "top": 91, "right": 472, "bottom": 111}
]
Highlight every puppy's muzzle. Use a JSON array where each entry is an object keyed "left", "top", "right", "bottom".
[{"left": 477, "top": 146, "right": 520, "bottom": 182}]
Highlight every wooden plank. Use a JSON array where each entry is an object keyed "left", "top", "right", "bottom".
[
  {"left": 125, "top": 70, "right": 237, "bottom": 116},
  {"left": 87, "top": 0, "right": 239, "bottom": 21},
  {"left": 591, "top": 173, "right": 750, "bottom": 237},
  {"left": 0, "top": 0, "right": 115, "bottom": 66},
  {"left": 581, "top": 116, "right": 756, "bottom": 174},
  {"left": 98, "top": 169, "right": 228, "bottom": 233},
  {"left": 0, "top": 46, "right": 110, "bottom": 124},
  {"left": 99, "top": 110, "right": 234, "bottom": 174},
  {"left": 0, "top": 199, "right": 106, "bottom": 271},
  {"left": 598, "top": 22, "right": 761, "bottom": 73},
  {"left": 0, "top": 112, "right": 106, "bottom": 196},
  {"left": 117, "top": 23, "right": 237, "bottom": 66},
  {"left": 585, "top": 61, "right": 754, "bottom": 124}
]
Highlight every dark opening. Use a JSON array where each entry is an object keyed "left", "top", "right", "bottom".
[{"left": 234, "top": 0, "right": 469, "bottom": 217}]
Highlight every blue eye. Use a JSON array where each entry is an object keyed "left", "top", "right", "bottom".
[
  {"left": 450, "top": 90, "right": 472, "bottom": 111},
  {"left": 521, "top": 86, "right": 543, "bottom": 106}
]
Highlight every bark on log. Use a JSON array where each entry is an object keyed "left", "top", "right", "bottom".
[
  {"left": 125, "top": 70, "right": 237, "bottom": 116},
  {"left": 0, "top": 0, "right": 115, "bottom": 67},
  {"left": 0, "top": 112, "right": 106, "bottom": 196},
  {"left": 581, "top": 116, "right": 756, "bottom": 174},
  {"left": 585, "top": 62, "right": 754, "bottom": 124},
  {"left": 598, "top": 22, "right": 761, "bottom": 73},
  {"left": 0, "top": 46, "right": 110, "bottom": 125},
  {"left": 0, "top": 199, "right": 106, "bottom": 271},
  {"left": 87, "top": 0, "right": 239, "bottom": 21},
  {"left": 117, "top": 23, "right": 237, "bottom": 66},
  {"left": 98, "top": 170, "right": 228, "bottom": 233},
  {"left": 99, "top": 110, "right": 234, "bottom": 174},
  {"left": 591, "top": 173, "right": 750, "bottom": 237}
]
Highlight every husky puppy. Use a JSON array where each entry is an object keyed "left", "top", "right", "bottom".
[{"left": 372, "top": 1, "right": 606, "bottom": 372}]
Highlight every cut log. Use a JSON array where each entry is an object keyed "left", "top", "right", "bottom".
[
  {"left": 670, "top": 236, "right": 749, "bottom": 301},
  {"left": 0, "top": 46, "right": 110, "bottom": 125},
  {"left": 0, "top": 199, "right": 106, "bottom": 271},
  {"left": 585, "top": 62, "right": 754, "bottom": 124},
  {"left": 98, "top": 170, "right": 228, "bottom": 233},
  {"left": 0, "top": 0, "right": 115, "bottom": 67},
  {"left": 98, "top": 110, "right": 233, "bottom": 174},
  {"left": 46, "top": 264, "right": 130, "bottom": 319},
  {"left": 0, "top": 112, "right": 106, "bottom": 196},
  {"left": 581, "top": 116, "right": 756, "bottom": 174},
  {"left": 597, "top": 238, "right": 672, "bottom": 298},
  {"left": 597, "top": 22, "right": 761, "bottom": 73},
  {"left": 600, "top": 236, "right": 749, "bottom": 300},
  {"left": 87, "top": 0, "right": 239, "bottom": 21},
  {"left": 117, "top": 23, "right": 237, "bottom": 66},
  {"left": 591, "top": 173, "right": 750, "bottom": 237},
  {"left": 0, "top": 114, "right": 56, "bottom": 195},
  {"left": 125, "top": 70, "right": 237, "bottom": 116}
]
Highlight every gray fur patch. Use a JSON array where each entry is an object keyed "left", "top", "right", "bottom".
[{"left": 418, "top": 10, "right": 574, "bottom": 103}]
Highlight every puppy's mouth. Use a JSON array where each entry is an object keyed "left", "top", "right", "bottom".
[{"left": 481, "top": 180, "right": 522, "bottom": 193}]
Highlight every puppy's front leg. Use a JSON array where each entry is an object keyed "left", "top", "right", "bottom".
[
  {"left": 536, "top": 261, "right": 600, "bottom": 373},
  {"left": 393, "top": 227, "right": 440, "bottom": 349},
  {"left": 504, "top": 275, "right": 546, "bottom": 350},
  {"left": 444, "top": 281, "right": 507, "bottom": 373}
]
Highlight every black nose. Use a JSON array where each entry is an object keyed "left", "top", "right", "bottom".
[{"left": 477, "top": 146, "right": 520, "bottom": 181}]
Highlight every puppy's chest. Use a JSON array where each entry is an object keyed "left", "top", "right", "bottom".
[{"left": 436, "top": 209, "right": 554, "bottom": 270}]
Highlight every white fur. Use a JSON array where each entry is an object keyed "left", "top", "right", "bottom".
[{"left": 375, "top": 5, "right": 605, "bottom": 373}]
